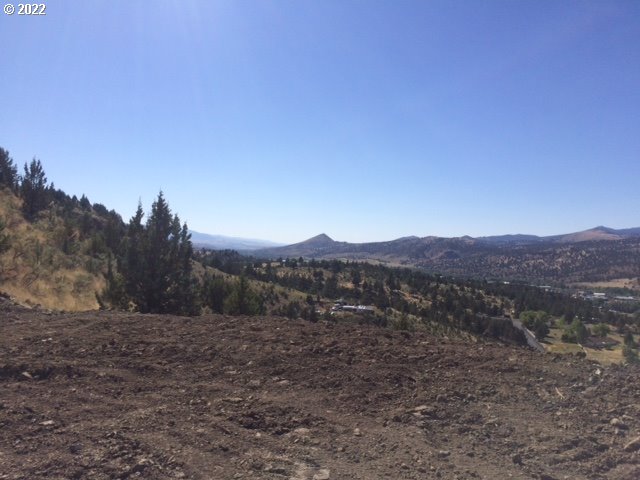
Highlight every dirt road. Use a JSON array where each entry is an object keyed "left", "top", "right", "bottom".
[{"left": 1, "top": 300, "right": 639, "bottom": 479}]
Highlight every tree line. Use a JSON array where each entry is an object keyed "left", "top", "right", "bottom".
[{"left": 1, "top": 146, "right": 267, "bottom": 317}]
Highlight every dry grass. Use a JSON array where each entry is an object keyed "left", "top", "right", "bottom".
[
  {"left": 545, "top": 328, "right": 584, "bottom": 354},
  {"left": 0, "top": 190, "right": 105, "bottom": 311},
  {"left": 571, "top": 278, "right": 640, "bottom": 292},
  {"left": 545, "top": 326, "right": 630, "bottom": 365},
  {"left": 1, "top": 261, "right": 104, "bottom": 311},
  {"left": 582, "top": 346, "right": 623, "bottom": 365}
]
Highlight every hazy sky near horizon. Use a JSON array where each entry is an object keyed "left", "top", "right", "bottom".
[{"left": 1, "top": 1, "right": 639, "bottom": 243}]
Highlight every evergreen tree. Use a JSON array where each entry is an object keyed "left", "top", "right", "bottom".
[
  {"left": 141, "top": 193, "right": 177, "bottom": 311},
  {"left": 284, "top": 300, "right": 301, "bottom": 319},
  {"left": 103, "top": 210, "right": 125, "bottom": 253},
  {"left": 623, "top": 345, "right": 639, "bottom": 364},
  {"left": 225, "top": 275, "right": 263, "bottom": 315},
  {"left": 561, "top": 318, "right": 589, "bottom": 343},
  {"left": 351, "top": 268, "right": 362, "bottom": 288},
  {"left": 573, "top": 318, "right": 589, "bottom": 343},
  {"left": 323, "top": 274, "right": 339, "bottom": 298},
  {"left": 20, "top": 158, "right": 49, "bottom": 219},
  {"left": 592, "top": 323, "right": 610, "bottom": 337},
  {"left": 373, "top": 278, "right": 389, "bottom": 308},
  {"left": 624, "top": 332, "right": 637, "bottom": 348},
  {"left": 202, "top": 273, "right": 227, "bottom": 313},
  {"left": 102, "top": 193, "right": 198, "bottom": 315},
  {"left": 79, "top": 194, "right": 91, "bottom": 210},
  {"left": 120, "top": 202, "right": 146, "bottom": 310},
  {"left": 165, "top": 221, "right": 199, "bottom": 315},
  {"left": 0, "top": 148, "right": 18, "bottom": 190},
  {"left": 139, "top": 192, "right": 197, "bottom": 314},
  {"left": 97, "top": 254, "right": 128, "bottom": 310},
  {"left": 622, "top": 332, "right": 639, "bottom": 364}
]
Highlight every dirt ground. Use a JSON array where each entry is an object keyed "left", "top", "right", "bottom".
[{"left": 1, "top": 298, "right": 640, "bottom": 480}]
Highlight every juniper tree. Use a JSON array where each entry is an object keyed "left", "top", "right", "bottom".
[
  {"left": 103, "top": 193, "right": 199, "bottom": 315},
  {"left": 0, "top": 148, "right": 18, "bottom": 190},
  {"left": 119, "top": 201, "right": 146, "bottom": 310},
  {"left": 20, "top": 158, "right": 49, "bottom": 219},
  {"left": 134, "top": 192, "right": 198, "bottom": 314},
  {"left": 225, "top": 275, "right": 263, "bottom": 315},
  {"left": 622, "top": 332, "right": 639, "bottom": 364},
  {"left": 201, "top": 273, "right": 227, "bottom": 313}
]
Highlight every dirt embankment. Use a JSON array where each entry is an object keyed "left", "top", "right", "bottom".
[{"left": 1, "top": 300, "right": 639, "bottom": 479}]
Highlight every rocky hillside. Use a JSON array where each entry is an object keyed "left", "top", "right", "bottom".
[{"left": 1, "top": 300, "right": 639, "bottom": 479}]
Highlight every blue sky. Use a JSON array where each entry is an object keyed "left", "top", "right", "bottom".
[{"left": 1, "top": 0, "right": 639, "bottom": 243}]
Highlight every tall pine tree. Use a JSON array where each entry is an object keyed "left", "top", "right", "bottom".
[
  {"left": 121, "top": 201, "right": 146, "bottom": 309},
  {"left": 103, "top": 192, "right": 199, "bottom": 315},
  {"left": 0, "top": 148, "right": 18, "bottom": 191},
  {"left": 21, "top": 158, "right": 49, "bottom": 219}
]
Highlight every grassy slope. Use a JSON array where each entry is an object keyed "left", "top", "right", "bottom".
[{"left": 0, "top": 189, "right": 105, "bottom": 311}]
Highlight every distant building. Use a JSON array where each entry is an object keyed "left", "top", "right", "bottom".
[
  {"left": 585, "top": 292, "right": 607, "bottom": 301},
  {"left": 331, "top": 304, "right": 375, "bottom": 314}
]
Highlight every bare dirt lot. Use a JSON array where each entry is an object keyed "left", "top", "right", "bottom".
[{"left": 1, "top": 299, "right": 640, "bottom": 479}]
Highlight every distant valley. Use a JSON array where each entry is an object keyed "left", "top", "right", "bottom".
[{"left": 189, "top": 230, "right": 284, "bottom": 251}]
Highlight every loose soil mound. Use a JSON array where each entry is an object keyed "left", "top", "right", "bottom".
[{"left": 1, "top": 300, "right": 639, "bottom": 479}]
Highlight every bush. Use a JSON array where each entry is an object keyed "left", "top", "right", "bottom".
[
  {"left": 592, "top": 323, "right": 610, "bottom": 337},
  {"left": 561, "top": 318, "right": 590, "bottom": 344},
  {"left": 623, "top": 344, "right": 638, "bottom": 364}
]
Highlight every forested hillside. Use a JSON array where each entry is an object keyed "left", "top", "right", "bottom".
[
  {"left": 0, "top": 148, "right": 124, "bottom": 310},
  {"left": 255, "top": 231, "right": 640, "bottom": 284}
]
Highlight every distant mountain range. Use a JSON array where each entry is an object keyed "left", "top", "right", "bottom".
[
  {"left": 189, "top": 231, "right": 284, "bottom": 251},
  {"left": 253, "top": 227, "right": 640, "bottom": 283},
  {"left": 477, "top": 226, "right": 640, "bottom": 245}
]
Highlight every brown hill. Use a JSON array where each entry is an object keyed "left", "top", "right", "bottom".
[
  {"left": 551, "top": 226, "right": 628, "bottom": 243},
  {"left": 255, "top": 228, "right": 640, "bottom": 283},
  {"left": 2, "top": 300, "right": 639, "bottom": 479}
]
